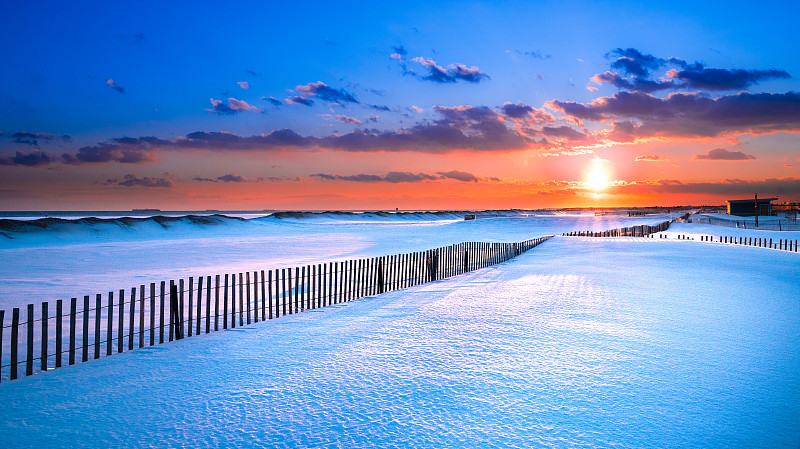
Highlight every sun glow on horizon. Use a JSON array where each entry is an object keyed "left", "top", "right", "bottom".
[{"left": 585, "top": 158, "right": 612, "bottom": 192}]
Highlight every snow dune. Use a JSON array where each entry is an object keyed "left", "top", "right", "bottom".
[{"left": 0, "top": 235, "right": 797, "bottom": 448}]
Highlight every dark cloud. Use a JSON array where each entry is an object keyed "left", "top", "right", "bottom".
[
  {"left": 320, "top": 105, "right": 531, "bottom": 152},
  {"left": 295, "top": 81, "right": 358, "bottom": 104},
  {"left": 521, "top": 50, "right": 551, "bottom": 60},
  {"left": 63, "top": 143, "right": 158, "bottom": 164},
  {"left": 670, "top": 64, "right": 791, "bottom": 91},
  {"left": 370, "top": 104, "right": 391, "bottom": 112},
  {"left": 436, "top": 170, "right": 479, "bottom": 182},
  {"left": 10, "top": 131, "right": 72, "bottom": 146},
  {"left": 499, "top": 102, "right": 534, "bottom": 119},
  {"left": 591, "top": 71, "right": 676, "bottom": 92},
  {"left": 217, "top": 173, "right": 247, "bottom": 183},
  {"left": 694, "top": 148, "right": 756, "bottom": 161},
  {"left": 192, "top": 174, "right": 247, "bottom": 183},
  {"left": 410, "top": 57, "right": 489, "bottom": 83},
  {"left": 311, "top": 170, "right": 480, "bottom": 183},
  {"left": 615, "top": 177, "right": 800, "bottom": 196},
  {"left": 117, "top": 174, "right": 174, "bottom": 188},
  {"left": 391, "top": 46, "right": 408, "bottom": 58},
  {"left": 334, "top": 115, "right": 361, "bottom": 124},
  {"left": 607, "top": 48, "right": 666, "bottom": 77},
  {"left": 540, "top": 126, "right": 585, "bottom": 140},
  {"left": 106, "top": 79, "right": 125, "bottom": 93},
  {"left": 0, "top": 150, "right": 54, "bottom": 166},
  {"left": 208, "top": 97, "right": 258, "bottom": 114},
  {"left": 285, "top": 95, "right": 314, "bottom": 106},
  {"left": 246, "top": 70, "right": 262, "bottom": 77},
  {"left": 548, "top": 91, "right": 800, "bottom": 139},
  {"left": 265, "top": 96, "right": 283, "bottom": 106}
]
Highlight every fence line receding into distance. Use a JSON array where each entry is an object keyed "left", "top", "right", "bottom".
[{"left": 0, "top": 237, "right": 552, "bottom": 382}]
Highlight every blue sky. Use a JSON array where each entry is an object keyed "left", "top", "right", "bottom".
[{"left": 1, "top": 0, "right": 799, "bottom": 210}]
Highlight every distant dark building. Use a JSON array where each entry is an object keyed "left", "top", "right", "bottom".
[{"left": 726, "top": 197, "right": 777, "bottom": 217}]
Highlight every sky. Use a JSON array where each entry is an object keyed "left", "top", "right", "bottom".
[{"left": 1, "top": 0, "right": 799, "bottom": 211}]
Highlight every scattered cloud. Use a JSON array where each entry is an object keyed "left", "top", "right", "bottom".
[
  {"left": 114, "top": 173, "right": 174, "bottom": 188},
  {"left": 0, "top": 150, "right": 54, "bottom": 166},
  {"left": 10, "top": 131, "right": 71, "bottom": 146},
  {"left": 634, "top": 155, "right": 666, "bottom": 162},
  {"left": 613, "top": 177, "right": 800, "bottom": 196},
  {"left": 334, "top": 115, "right": 361, "bottom": 125},
  {"left": 311, "top": 170, "right": 480, "bottom": 183},
  {"left": 694, "top": 148, "right": 756, "bottom": 161},
  {"left": 208, "top": 97, "right": 260, "bottom": 114},
  {"left": 237, "top": 81, "right": 250, "bottom": 89},
  {"left": 295, "top": 81, "right": 358, "bottom": 104},
  {"left": 668, "top": 64, "right": 790, "bottom": 91},
  {"left": 285, "top": 95, "right": 314, "bottom": 106},
  {"left": 106, "top": 79, "right": 125, "bottom": 93},
  {"left": 264, "top": 96, "right": 283, "bottom": 106},
  {"left": 245, "top": 70, "right": 262, "bottom": 77},
  {"left": 410, "top": 57, "right": 489, "bottom": 83},
  {"left": 370, "top": 104, "right": 391, "bottom": 112},
  {"left": 521, "top": 50, "right": 551, "bottom": 60},
  {"left": 548, "top": 91, "right": 800, "bottom": 140}
]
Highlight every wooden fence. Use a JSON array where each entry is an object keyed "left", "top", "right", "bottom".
[
  {"left": 0, "top": 236, "right": 552, "bottom": 382},
  {"left": 562, "top": 215, "right": 798, "bottom": 252},
  {"left": 561, "top": 215, "right": 687, "bottom": 238}
]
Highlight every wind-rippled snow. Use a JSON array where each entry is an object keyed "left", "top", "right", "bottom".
[{"left": 0, "top": 236, "right": 797, "bottom": 448}]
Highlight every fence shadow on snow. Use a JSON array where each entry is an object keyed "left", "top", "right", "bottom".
[{"left": 0, "top": 236, "right": 553, "bottom": 382}]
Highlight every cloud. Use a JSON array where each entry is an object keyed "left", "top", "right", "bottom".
[
  {"left": 285, "top": 95, "right": 314, "bottom": 106},
  {"left": 668, "top": 64, "right": 791, "bottom": 91},
  {"left": 0, "top": 150, "right": 54, "bottom": 166},
  {"left": 208, "top": 97, "right": 259, "bottom": 114},
  {"left": 436, "top": 170, "right": 479, "bottom": 182},
  {"left": 410, "top": 106, "right": 424, "bottom": 113},
  {"left": 634, "top": 155, "right": 666, "bottom": 162},
  {"left": 590, "top": 71, "right": 676, "bottom": 92},
  {"left": 106, "top": 79, "right": 125, "bottom": 93},
  {"left": 547, "top": 91, "right": 800, "bottom": 139},
  {"left": 607, "top": 48, "right": 666, "bottom": 77},
  {"left": 335, "top": 115, "right": 361, "bottom": 124},
  {"left": 295, "top": 81, "right": 358, "bottom": 104},
  {"left": 237, "top": 81, "right": 250, "bottom": 89},
  {"left": 499, "top": 102, "right": 534, "bottom": 119},
  {"left": 390, "top": 45, "right": 408, "bottom": 60},
  {"left": 116, "top": 173, "right": 174, "bottom": 188},
  {"left": 246, "top": 70, "right": 262, "bottom": 77},
  {"left": 370, "top": 104, "right": 391, "bottom": 112},
  {"left": 62, "top": 139, "right": 161, "bottom": 164},
  {"left": 217, "top": 173, "right": 247, "bottom": 183},
  {"left": 614, "top": 177, "right": 800, "bottom": 196},
  {"left": 410, "top": 57, "right": 489, "bottom": 83},
  {"left": 521, "top": 50, "right": 551, "bottom": 60},
  {"left": 694, "top": 148, "right": 756, "bottom": 160},
  {"left": 311, "top": 170, "right": 480, "bottom": 183},
  {"left": 265, "top": 96, "right": 283, "bottom": 106},
  {"left": 193, "top": 174, "right": 248, "bottom": 183},
  {"left": 10, "top": 131, "right": 72, "bottom": 146}
]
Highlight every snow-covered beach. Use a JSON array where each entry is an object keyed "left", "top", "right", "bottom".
[{"left": 0, "top": 212, "right": 798, "bottom": 448}]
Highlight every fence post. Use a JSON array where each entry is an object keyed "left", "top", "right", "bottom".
[
  {"left": 95, "top": 294, "right": 102, "bottom": 358},
  {"left": 118, "top": 289, "right": 125, "bottom": 352},
  {"left": 56, "top": 299, "right": 63, "bottom": 367},
  {"left": 26, "top": 304, "right": 34, "bottom": 376},
  {"left": 0, "top": 309, "right": 4, "bottom": 381},
  {"left": 69, "top": 298, "right": 76, "bottom": 365},
  {"left": 82, "top": 295, "right": 89, "bottom": 362},
  {"left": 42, "top": 302, "right": 49, "bottom": 370},
  {"left": 11, "top": 308, "right": 19, "bottom": 380}
]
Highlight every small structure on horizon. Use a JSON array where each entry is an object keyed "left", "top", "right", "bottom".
[{"left": 726, "top": 197, "right": 777, "bottom": 217}]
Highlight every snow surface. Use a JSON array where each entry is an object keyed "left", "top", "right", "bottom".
[
  {"left": 0, "top": 213, "right": 683, "bottom": 311},
  {"left": 0, "top": 235, "right": 798, "bottom": 448}
]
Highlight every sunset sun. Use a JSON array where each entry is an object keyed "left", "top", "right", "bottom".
[{"left": 586, "top": 159, "right": 612, "bottom": 192}]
